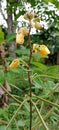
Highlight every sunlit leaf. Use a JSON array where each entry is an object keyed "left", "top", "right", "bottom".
[{"left": 0, "top": 29, "right": 4, "bottom": 44}]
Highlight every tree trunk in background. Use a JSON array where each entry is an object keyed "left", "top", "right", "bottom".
[
  {"left": 7, "top": 13, "right": 13, "bottom": 34},
  {"left": 7, "top": 0, "right": 17, "bottom": 58},
  {"left": 56, "top": 53, "right": 59, "bottom": 65}
]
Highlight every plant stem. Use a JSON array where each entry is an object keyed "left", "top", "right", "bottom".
[
  {"left": 32, "top": 101, "right": 49, "bottom": 130},
  {"left": 0, "top": 119, "right": 8, "bottom": 125},
  {"left": 5, "top": 99, "right": 27, "bottom": 130},
  {"left": 0, "top": 83, "right": 21, "bottom": 104},
  {"left": 27, "top": 22, "right": 32, "bottom": 130},
  {"left": 33, "top": 95, "right": 59, "bottom": 108},
  {"left": 32, "top": 100, "right": 59, "bottom": 130},
  {"left": 32, "top": 107, "right": 54, "bottom": 130}
]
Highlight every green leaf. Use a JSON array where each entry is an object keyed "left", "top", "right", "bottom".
[
  {"left": 33, "top": 78, "right": 43, "bottom": 89},
  {"left": 17, "top": 120, "right": 25, "bottom": 127},
  {"left": 6, "top": 33, "right": 16, "bottom": 43},
  {"left": 24, "top": 101, "right": 30, "bottom": 112},
  {"left": 0, "top": 72, "right": 5, "bottom": 84},
  {"left": 0, "top": 29, "right": 4, "bottom": 44},
  {"left": 42, "top": 0, "right": 59, "bottom": 8},
  {"left": 48, "top": 65, "right": 59, "bottom": 72},
  {"left": 15, "top": 49, "right": 29, "bottom": 55},
  {"left": 32, "top": 67, "right": 45, "bottom": 74},
  {"left": 0, "top": 126, "right": 11, "bottom": 130},
  {"left": 28, "top": 0, "right": 36, "bottom": 6},
  {"left": 44, "top": 81, "right": 55, "bottom": 89},
  {"left": 0, "top": 126, "right": 6, "bottom": 130},
  {"left": 42, "top": 0, "right": 54, "bottom": 3},
  {"left": 31, "top": 62, "right": 47, "bottom": 70},
  {"left": 47, "top": 73, "right": 59, "bottom": 79},
  {"left": 33, "top": 78, "right": 43, "bottom": 94}
]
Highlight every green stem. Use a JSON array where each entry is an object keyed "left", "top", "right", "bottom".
[
  {"left": 40, "top": 101, "right": 44, "bottom": 114},
  {"left": 0, "top": 83, "right": 21, "bottom": 104},
  {"left": 33, "top": 95, "right": 59, "bottom": 108},
  {"left": 32, "top": 100, "right": 59, "bottom": 130},
  {"left": 5, "top": 99, "right": 27, "bottom": 130},
  {"left": 10, "top": 83, "right": 23, "bottom": 92},
  {"left": 32, "top": 101, "right": 49, "bottom": 130},
  {"left": 32, "top": 107, "right": 54, "bottom": 130},
  {"left": 0, "top": 119, "right": 8, "bottom": 125}
]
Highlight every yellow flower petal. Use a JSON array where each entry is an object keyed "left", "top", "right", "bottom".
[
  {"left": 18, "top": 27, "right": 29, "bottom": 36},
  {"left": 39, "top": 45, "right": 50, "bottom": 56},
  {"left": 16, "top": 33, "right": 24, "bottom": 44},
  {"left": 9, "top": 59, "right": 20, "bottom": 68}
]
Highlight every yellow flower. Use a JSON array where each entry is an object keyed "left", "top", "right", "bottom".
[
  {"left": 35, "top": 22, "right": 42, "bottom": 30},
  {"left": 33, "top": 44, "right": 50, "bottom": 56},
  {"left": 16, "top": 33, "right": 24, "bottom": 44},
  {"left": 18, "top": 27, "right": 29, "bottom": 36},
  {"left": 33, "top": 44, "right": 39, "bottom": 53},
  {"left": 9, "top": 59, "right": 20, "bottom": 68},
  {"left": 39, "top": 45, "right": 50, "bottom": 56}
]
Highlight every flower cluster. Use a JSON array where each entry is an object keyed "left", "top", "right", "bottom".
[
  {"left": 33, "top": 44, "right": 50, "bottom": 56},
  {"left": 24, "top": 11, "right": 42, "bottom": 30},
  {"left": 16, "top": 12, "right": 42, "bottom": 45},
  {"left": 9, "top": 12, "right": 50, "bottom": 69}
]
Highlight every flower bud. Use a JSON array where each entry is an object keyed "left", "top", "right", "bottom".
[
  {"left": 16, "top": 33, "right": 24, "bottom": 44},
  {"left": 39, "top": 45, "right": 50, "bottom": 56},
  {"left": 9, "top": 59, "right": 20, "bottom": 68},
  {"left": 24, "top": 12, "right": 34, "bottom": 20},
  {"left": 33, "top": 17, "right": 40, "bottom": 22},
  {"left": 35, "top": 22, "right": 42, "bottom": 30}
]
